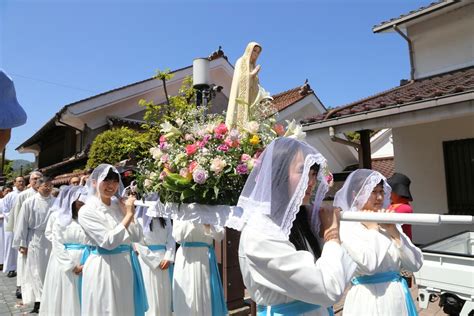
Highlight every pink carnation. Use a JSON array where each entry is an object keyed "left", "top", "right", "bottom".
[
  {"left": 217, "top": 144, "right": 229, "bottom": 152},
  {"left": 224, "top": 137, "right": 240, "bottom": 148},
  {"left": 236, "top": 163, "right": 248, "bottom": 175},
  {"left": 214, "top": 123, "right": 228, "bottom": 135}
]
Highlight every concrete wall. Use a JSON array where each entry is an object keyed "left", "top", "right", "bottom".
[
  {"left": 408, "top": 4, "right": 474, "bottom": 79},
  {"left": 392, "top": 114, "right": 474, "bottom": 244}
]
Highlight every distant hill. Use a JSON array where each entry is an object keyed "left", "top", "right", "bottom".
[{"left": 11, "top": 159, "right": 34, "bottom": 171}]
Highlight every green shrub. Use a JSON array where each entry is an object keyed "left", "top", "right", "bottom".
[{"left": 86, "top": 127, "right": 150, "bottom": 169}]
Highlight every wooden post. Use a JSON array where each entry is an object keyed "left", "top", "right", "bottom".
[
  {"left": 358, "top": 129, "right": 372, "bottom": 169},
  {"left": 222, "top": 228, "right": 246, "bottom": 311}
]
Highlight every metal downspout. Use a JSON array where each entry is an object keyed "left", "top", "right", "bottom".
[{"left": 393, "top": 24, "right": 415, "bottom": 81}]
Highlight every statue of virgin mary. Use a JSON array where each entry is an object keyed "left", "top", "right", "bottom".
[{"left": 225, "top": 42, "right": 272, "bottom": 128}]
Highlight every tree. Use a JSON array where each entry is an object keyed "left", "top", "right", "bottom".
[
  {"left": 86, "top": 127, "right": 151, "bottom": 169},
  {"left": 139, "top": 72, "right": 197, "bottom": 141}
]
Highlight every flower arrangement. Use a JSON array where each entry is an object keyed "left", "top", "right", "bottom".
[{"left": 137, "top": 101, "right": 306, "bottom": 206}]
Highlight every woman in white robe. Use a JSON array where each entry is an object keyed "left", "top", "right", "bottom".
[
  {"left": 237, "top": 138, "right": 356, "bottom": 316},
  {"left": 13, "top": 176, "right": 55, "bottom": 312},
  {"left": 78, "top": 164, "right": 147, "bottom": 316},
  {"left": 173, "top": 220, "right": 226, "bottom": 316},
  {"left": 40, "top": 185, "right": 89, "bottom": 316},
  {"left": 135, "top": 196, "right": 175, "bottom": 316},
  {"left": 335, "top": 169, "right": 423, "bottom": 316}
]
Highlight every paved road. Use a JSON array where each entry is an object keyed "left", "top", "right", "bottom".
[{"left": 0, "top": 271, "right": 33, "bottom": 315}]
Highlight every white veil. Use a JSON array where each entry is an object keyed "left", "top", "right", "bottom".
[
  {"left": 237, "top": 137, "right": 331, "bottom": 239},
  {"left": 333, "top": 169, "right": 391, "bottom": 212},
  {"left": 85, "top": 164, "right": 125, "bottom": 202},
  {"left": 56, "top": 185, "right": 88, "bottom": 227}
]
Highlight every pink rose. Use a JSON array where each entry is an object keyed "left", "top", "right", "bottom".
[
  {"left": 273, "top": 124, "right": 285, "bottom": 136},
  {"left": 185, "top": 144, "right": 198, "bottom": 156},
  {"left": 159, "top": 135, "right": 167, "bottom": 143},
  {"left": 241, "top": 154, "right": 251, "bottom": 162},
  {"left": 188, "top": 161, "right": 198, "bottom": 173}
]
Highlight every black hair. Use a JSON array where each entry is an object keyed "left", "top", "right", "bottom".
[
  {"left": 71, "top": 200, "right": 81, "bottom": 220},
  {"left": 289, "top": 206, "right": 322, "bottom": 258},
  {"left": 103, "top": 168, "right": 120, "bottom": 182},
  {"left": 149, "top": 217, "right": 167, "bottom": 231},
  {"left": 270, "top": 138, "right": 322, "bottom": 258}
]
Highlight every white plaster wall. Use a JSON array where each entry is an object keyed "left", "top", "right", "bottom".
[
  {"left": 392, "top": 114, "right": 474, "bottom": 244},
  {"left": 371, "top": 129, "right": 394, "bottom": 159},
  {"left": 279, "top": 96, "right": 358, "bottom": 173},
  {"left": 408, "top": 4, "right": 474, "bottom": 79}
]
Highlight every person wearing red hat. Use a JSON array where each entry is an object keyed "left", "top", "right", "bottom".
[{"left": 388, "top": 173, "right": 414, "bottom": 240}]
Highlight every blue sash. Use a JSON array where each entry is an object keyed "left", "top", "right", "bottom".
[
  {"left": 181, "top": 241, "right": 228, "bottom": 316},
  {"left": 81, "top": 244, "right": 148, "bottom": 316},
  {"left": 64, "top": 243, "right": 88, "bottom": 251},
  {"left": 63, "top": 243, "right": 90, "bottom": 306},
  {"left": 257, "top": 300, "right": 334, "bottom": 316},
  {"left": 352, "top": 271, "right": 418, "bottom": 316}
]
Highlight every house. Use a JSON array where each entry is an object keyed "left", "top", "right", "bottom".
[{"left": 302, "top": 0, "right": 474, "bottom": 244}]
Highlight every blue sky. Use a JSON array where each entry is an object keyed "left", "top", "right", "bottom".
[{"left": 1, "top": 0, "right": 432, "bottom": 161}]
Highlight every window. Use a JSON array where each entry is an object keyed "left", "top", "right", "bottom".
[{"left": 443, "top": 138, "right": 474, "bottom": 215}]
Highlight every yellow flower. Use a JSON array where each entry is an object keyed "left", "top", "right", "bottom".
[{"left": 249, "top": 135, "right": 260, "bottom": 145}]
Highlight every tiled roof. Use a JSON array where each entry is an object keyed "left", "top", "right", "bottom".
[
  {"left": 373, "top": 0, "right": 453, "bottom": 31},
  {"left": 272, "top": 80, "right": 316, "bottom": 111},
  {"left": 51, "top": 170, "right": 87, "bottom": 186},
  {"left": 372, "top": 157, "right": 395, "bottom": 179},
  {"left": 301, "top": 66, "right": 474, "bottom": 125}
]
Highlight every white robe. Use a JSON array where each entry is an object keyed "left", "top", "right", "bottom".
[
  {"left": 239, "top": 214, "right": 356, "bottom": 316},
  {"left": 172, "top": 220, "right": 225, "bottom": 316},
  {"left": 340, "top": 222, "right": 423, "bottom": 316},
  {"left": 0, "top": 198, "right": 4, "bottom": 266},
  {"left": 9, "top": 187, "right": 36, "bottom": 287},
  {"left": 78, "top": 197, "right": 143, "bottom": 316},
  {"left": 13, "top": 193, "right": 55, "bottom": 304},
  {"left": 40, "top": 214, "right": 90, "bottom": 316},
  {"left": 136, "top": 217, "right": 175, "bottom": 316},
  {"left": 1, "top": 188, "right": 19, "bottom": 273}
]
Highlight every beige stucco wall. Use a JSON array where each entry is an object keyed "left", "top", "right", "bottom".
[
  {"left": 392, "top": 114, "right": 474, "bottom": 244},
  {"left": 408, "top": 4, "right": 474, "bottom": 79}
]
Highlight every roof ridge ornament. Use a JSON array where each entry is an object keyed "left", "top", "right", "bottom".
[{"left": 298, "top": 79, "right": 313, "bottom": 96}]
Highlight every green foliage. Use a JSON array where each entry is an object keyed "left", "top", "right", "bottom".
[
  {"left": 139, "top": 74, "right": 197, "bottom": 142},
  {"left": 345, "top": 131, "right": 361, "bottom": 142},
  {"left": 3, "top": 159, "right": 13, "bottom": 179},
  {"left": 154, "top": 68, "right": 174, "bottom": 82},
  {"left": 86, "top": 127, "right": 151, "bottom": 169}
]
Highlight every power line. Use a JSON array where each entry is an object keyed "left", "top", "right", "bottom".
[{"left": 11, "top": 72, "right": 98, "bottom": 93}]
